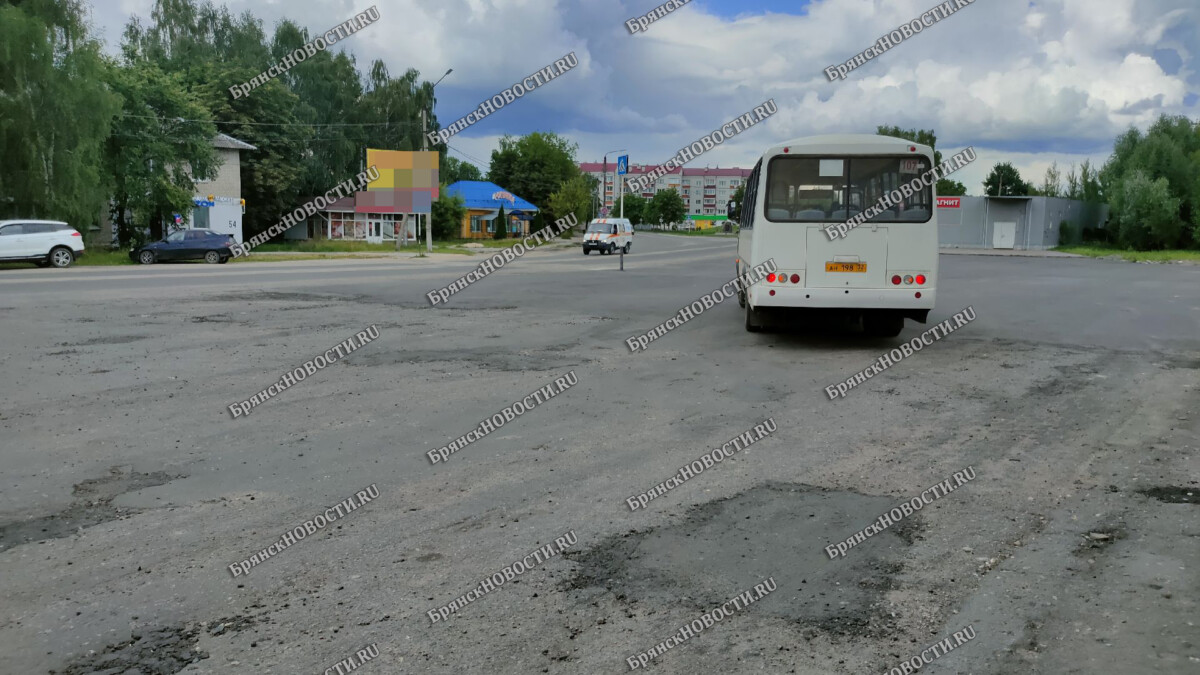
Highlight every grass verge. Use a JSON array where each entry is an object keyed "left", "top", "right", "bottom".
[
  {"left": 0, "top": 250, "right": 133, "bottom": 270},
  {"left": 1053, "top": 244, "right": 1200, "bottom": 262},
  {"left": 230, "top": 254, "right": 395, "bottom": 263},
  {"left": 645, "top": 228, "right": 737, "bottom": 236}
]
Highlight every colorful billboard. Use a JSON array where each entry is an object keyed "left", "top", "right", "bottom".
[{"left": 357, "top": 149, "right": 439, "bottom": 214}]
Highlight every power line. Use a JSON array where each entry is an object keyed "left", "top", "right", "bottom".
[
  {"left": 446, "top": 144, "right": 490, "bottom": 171},
  {"left": 115, "top": 113, "right": 425, "bottom": 128}
]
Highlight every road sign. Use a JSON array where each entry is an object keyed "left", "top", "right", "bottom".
[
  {"left": 600, "top": 207, "right": 610, "bottom": 217},
  {"left": 617, "top": 155, "right": 628, "bottom": 175}
]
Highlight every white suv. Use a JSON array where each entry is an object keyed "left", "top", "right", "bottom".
[{"left": 0, "top": 220, "right": 86, "bottom": 268}]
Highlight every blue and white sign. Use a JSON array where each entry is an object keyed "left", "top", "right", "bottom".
[
  {"left": 193, "top": 198, "right": 215, "bottom": 207},
  {"left": 617, "top": 155, "right": 628, "bottom": 175}
]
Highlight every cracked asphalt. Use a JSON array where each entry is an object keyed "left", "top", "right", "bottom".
[{"left": 0, "top": 233, "right": 1197, "bottom": 674}]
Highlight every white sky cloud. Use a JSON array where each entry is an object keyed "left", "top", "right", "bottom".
[{"left": 84, "top": 0, "right": 1199, "bottom": 195}]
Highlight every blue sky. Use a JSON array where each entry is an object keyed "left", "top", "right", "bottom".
[
  {"left": 89, "top": 0, "right": 1199, "bottom": 194},
  {"left": 696, "top": 0, "right": 815, "bottom": 18}
]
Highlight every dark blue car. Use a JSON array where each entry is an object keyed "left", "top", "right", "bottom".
[{"left": 130, "top": 229, "right": 236, "bottom": 264}]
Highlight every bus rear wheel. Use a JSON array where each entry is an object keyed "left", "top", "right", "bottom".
[
  {"left": 863, "top": 311, "right": 904, "bottom": 338},
  {"left": 745, "top": 301, "right": 763, "bottom": 332}
]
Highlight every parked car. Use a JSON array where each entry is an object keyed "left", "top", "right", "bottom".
[
  {"left": 130, "top": 230, "right": 236, "bottom": 264},
  {"left": 0, "top": 220, "right": 85, "bottom": 268}
]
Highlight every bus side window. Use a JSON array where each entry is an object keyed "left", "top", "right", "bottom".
[{"left": 742, "top": 160, "right": 761, "bottom": 229}]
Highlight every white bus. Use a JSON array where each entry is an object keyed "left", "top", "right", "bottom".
[{"left": 733, "top": 134, "right": 938, "bottom": 336}]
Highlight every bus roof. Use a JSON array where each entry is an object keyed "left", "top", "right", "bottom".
[{"left": 761, "top": 134, "right": 934, "bottom": 158}]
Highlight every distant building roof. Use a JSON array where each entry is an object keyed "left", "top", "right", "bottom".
[
  {"left": 682, "top": 167, "right": 752, "bottom": 177},
  {"left": 578, "top": 162, "right": 750, "bottom": 178},
  {"left": 445, "top": 181, "right": 539, "bottom": 211},
  {"left": 213, "top": 133, "right": 257, "bottom": 151}
]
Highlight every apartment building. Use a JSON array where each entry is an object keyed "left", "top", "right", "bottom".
[{"left": 578, "top": 162, "right": 751, "bottom": 218}]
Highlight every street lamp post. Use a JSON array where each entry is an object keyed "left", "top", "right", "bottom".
[{"left": 421, "top": 68, "right": 453, "bottom": 254}]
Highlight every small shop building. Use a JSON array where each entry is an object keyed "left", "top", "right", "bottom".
[{"left": 444, "top": 181, "right": 538, "bottom": 239}]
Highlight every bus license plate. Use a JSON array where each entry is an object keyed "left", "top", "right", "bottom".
[{"left": 826, "top": 262, "right": 867, "bottom": 273}]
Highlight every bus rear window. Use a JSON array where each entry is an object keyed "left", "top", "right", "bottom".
[{"left": 765, "top": 156, "right": 932, "bottom": 223}]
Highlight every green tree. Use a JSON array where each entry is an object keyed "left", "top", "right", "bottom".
[
  {"left": 528, "top": 210, "right": 546, "bottom": 238},
  {"left": 103, "top": 62, "right": 218, "bottom": 243},
  {"left": 121, "top": 0, "right": 310, "bottom": 241},
  {"left": 1078, "top": 160, "right": 1102, "bottom": 203},
  {"left": 1099, "top": 115, "right": 1200, "bottom": 246},
  {"left": 269, "top": 19, "right": 367, "bottom": 197},
  {"left": 357, "top": 62, "right": 435, "bottom": 152},
  {"left": 121, "top": 0, "right": 270, "bottom": 72},
  {"left": 118, "top": 0, "right": 447, "bottom": 245},
  {"left": 488, "top": 132, "right": 581, "bottom": 213},
  {"left": 441, "top": 156, "right": 483, "bottom": 184},
  {"left": 728, "top": 184, "right": 746, "bottom": 220},
  {"left": 430, "top": 188, "right": 465, "bottom": 240},
  {"left": 647, "top": 189, "right": 686, "bottom": 226},
  {"left": 937, "top": 180, "right": 967, "bottom": 196},
  {"left": 1036, "top": 162, "right": 1063, "bottom": 197},
  {"left": 1064, "top": 164, "right": 1081, "bottom": 200},
  {"left": 198, "top": 65, "right": 310, "bottom": 239},
  {"left": 876, "top": 126, "right": 943, "bottom": 166},
  {"left": 0, "top": 0, "right": 119, "bottom": 228},
  {"left": 493, "top": 204, "right": 507, "bottom": 240},
  {"left": 622, "top": 194, "right": 648, "bottom": 225},
  {"left": 983, "top": 162, "right": 1030, "bottom": 196},
  {"left": 547, "top": 175, "right": 591, "bottom": 232},
  {"left": 1110, "top": 170, "right": 1182, "bottom": 249}
]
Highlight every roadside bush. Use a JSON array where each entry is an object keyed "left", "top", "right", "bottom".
[
  {"left": 1110, "top": 170, "right": 1182, "bottom": 249},
  {"left": 493, "top": 205, "right": 507, "bottom": 240},
  {"left": 431, "top": 191, "right": 466, "bottom": 240},
  {"left": 1057, "top": 221, "right": 1076, "bottom": 246}
]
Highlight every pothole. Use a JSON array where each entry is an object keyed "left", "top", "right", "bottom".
[
  {"left": 565, "top": 482, "right": 918, "bottom": 637},
  {"left": 0, "top": 467, "right": 182, "bottom": 550},
  {"left": 1139, "top": 486, "right": 1198, "bottom": 504},
  {"left": 54, "top": 623, "right": 208, "bottom": 674},
  {"left": 1073, "top": 525, "right": 1128, "bottom": 556}
]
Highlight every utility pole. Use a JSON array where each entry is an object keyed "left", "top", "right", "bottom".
[
  {"left": 422, "top": 69, "right": 453, "bottom": 254},
  {"left": 420, "top": 107, "right": 428, "bottom": 253},
  {"left": 602, "top": 157, "right": 607, "bottom": 217}
]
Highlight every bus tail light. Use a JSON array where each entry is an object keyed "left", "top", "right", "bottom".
[
  {"left": 903, "top": 275, "right": 914, "bottom": 285},
  {"left": 891, "top": 275, "right": 901, "bottom": 285},
  {"left": 916, "top": 274, "right": 926, "bottom": 285},
  {"left": 767, "top": 273, "right": 776, "bottom": 283},
  {"left": 790, "top": 274, "right": 800, "bottom": 284}
]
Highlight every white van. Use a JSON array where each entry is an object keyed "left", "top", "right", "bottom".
[{"left": 582, "top": 218, "right": 633, "bottom": 255}]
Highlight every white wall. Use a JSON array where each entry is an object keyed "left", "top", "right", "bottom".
[{"left": 205, "top": 203, "right": 244, "bottom": 242}]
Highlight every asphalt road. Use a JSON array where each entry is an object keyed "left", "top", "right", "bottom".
[{"left": 0, "top": 233, "right": 1196, "bottom": 674}]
